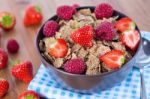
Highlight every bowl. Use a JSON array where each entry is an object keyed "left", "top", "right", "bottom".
[{"left": 35, "top": 6, "right": 142, "bottom": 93}]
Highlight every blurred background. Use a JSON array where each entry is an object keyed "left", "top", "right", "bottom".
[{"left": 0, "top": 0, "right": 150, "bottom": 99}]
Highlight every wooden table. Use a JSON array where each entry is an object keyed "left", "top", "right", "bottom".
[{"left": 0, "top": 0, "right": 150, "bottom": 98}]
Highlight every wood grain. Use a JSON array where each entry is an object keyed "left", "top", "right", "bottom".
[{"left": 0, "top": 0, "right": 150, "bottom": 98}]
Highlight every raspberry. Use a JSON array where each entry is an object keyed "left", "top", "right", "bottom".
[
  {"left": 72, "top": 4, "right": 80, "bottom": 9},
  {"left": 7, "top": 39, "right": 19, "bottom": 54},
  {"left": 94, "top": 3, "right": 113, "bottom": 19},
  {"left": 64, "top": 59, "right": 86, "bottom": 74},
  {"left": 95, "top": 22, "right": 115, "bottom": 41},
  {"left": 57, "top": 5, "right": 75, "bottom": 20},
  {"left": 43, "top": 20, "right": 59, "bottom": 37}
]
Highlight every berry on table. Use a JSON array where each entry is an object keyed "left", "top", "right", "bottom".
[
  {"left": 0, "top": 78, "right": 9, "bottom": 97},
  {"left": 0, "top": 48, "right": 8, "bottom": 69},
  {"left": 7, "top": 39, "right": 19, "bottom": 54},
  {"left": 0, "top": 12, "right": 16, "bottom": 30},
  {"left": 11, "top": 61, "right": 33, "bottom": 83},
  {"left": 18, "top": 90, "right": 40, "bottom": 99},
  {"left": 23, "top": 5, "right": 43, "bottom": 26}
]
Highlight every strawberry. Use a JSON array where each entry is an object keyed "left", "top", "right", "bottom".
[
  {"left": 119, "top": 30, "right": 140, "bottom": 50},
  {"left": 0, "top": 78, "right": 9, "bottom": 97},
  {"left": 11, "top": 61, "right": 33, "bottom": 83},
  {"left": 18, "top": 90, "right": 40, "bottom": 99},
  {"left": 70, "top": 25, "right": 94, "bottom": 47},
  {"left": 0, "top": 48, "right": 8, "bottom": 69},
  {"left": 115, "top": 17, "right": 135, "bottom": 32},
  {"left": 46, "top": 38, "right": 68, "bottom": 58},
  {"left": 23, "top": 5, "right": 43, "bottom": 26},
  {"left": 100, "top": 50, "right": 125, "bottom": 70},
  {"left": 0, "top": 12, "right": 16, "bottom": 30}
]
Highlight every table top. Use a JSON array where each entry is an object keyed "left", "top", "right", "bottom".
[{"left": 0, "top": 0, "right": 150, "bottom": 98}]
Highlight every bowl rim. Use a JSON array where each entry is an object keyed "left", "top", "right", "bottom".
[{"left": 35, "top": 6, "right": 142, "bottom": 77}]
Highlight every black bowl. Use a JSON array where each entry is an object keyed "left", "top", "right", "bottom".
[{"left": 35, "top": 6, "right": 142, "bottom": 93}]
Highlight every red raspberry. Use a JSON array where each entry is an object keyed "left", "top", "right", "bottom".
[
  {"left": 95, "top": 21, "right": 115, "bottom": 41},
  {"left": 43, "top": 20, "right": 59, "bottom": 37},
  {"left": 7, "top": 39, "right": 19, "bottom": 54},
  {"left": 72, "top": 4, "right": 80, "bottom": 9},
  {"left": 94, "top": 3, "right": 113, "bottom": 19},
  {"left": 64, "top": 59, "right": 86, "bottom": 74},
  {"left": 57, "top": 5, "right": 76, "bottom": 20}
]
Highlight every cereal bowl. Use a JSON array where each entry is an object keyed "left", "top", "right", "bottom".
[{"left": 35, "top": 6, "right": 142, "bottom": 93}]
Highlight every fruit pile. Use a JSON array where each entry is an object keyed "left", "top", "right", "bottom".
[
  {"left": 0, "top": 4, "right": 43, "bottom": 98},
  {"left": 40, "top": 3, "right": 140, "bottom": 75}
]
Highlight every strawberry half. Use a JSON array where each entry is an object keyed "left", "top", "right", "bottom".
[
  {"left": 115, "top": 17, "right": 135, "bottom": 32},
  {"left": 11, "top": 61, "right": 33, "bottom": 83},
  {"left": 119, "top": 30, "right": 140, "bottom": 50},
  {"left": 0, "top": 12, "right": 16, "bottom": 30},
  {"left": 100, "top": 50, "right": 125, "bottom": 70},
  {"left": 70, "top": 25, "right": 93, "bottom": 47},
  {"left": 18, "top": 90, "right": 40, "bottom": 99},
  {"left": 0, "top": 78, "right": 9, "bottom": 97},
  {"left": 24, "top": 5, "right": 43, "bottom": 26},
  {"left": 47, "top": 38, "right": 68, "bottom": 58},
  {"left": 0, "top": 48, "right": 8, "bottom": 69}
]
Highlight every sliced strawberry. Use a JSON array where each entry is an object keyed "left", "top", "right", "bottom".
[
  {"left": 19, "top": 90, "right": 40, "bottom": 99},
  {"left": 115, "top": 17, "right": 135, "bottom": 32},
  {"left": 47, "top": 38, "right": 68, "bottom": 58},
  {"left": 99, "top": 50, "right": 125, "bottom": 70},
  {"left": 70, "top": 25, "right": 93, "bottom": 47},
  {"left": 119, "top": 30, "right": 140, "bottom": 50}
]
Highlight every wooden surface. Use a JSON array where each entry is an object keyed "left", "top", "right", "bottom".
[{"left": 0, "top": 0, "right": 150, "bottom": 98}]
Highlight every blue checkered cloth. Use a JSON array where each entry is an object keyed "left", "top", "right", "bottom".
[{"left": 28, "top": 31, "right": 150, "bottom": 99}]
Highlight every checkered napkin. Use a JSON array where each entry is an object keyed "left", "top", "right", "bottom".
[{"left": 28, "top": 31, "right": 150, "bottom": 99}]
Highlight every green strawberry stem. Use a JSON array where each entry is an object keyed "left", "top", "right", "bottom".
[
  {"left": 2, "top": 15, "right": 13, "bottom": 27},
  {"left": 25, "top": 94, "right": 35, "bottom": 99},
  {"left": 121, "top": 57, "right": 126, "bottom": 65},
  {"left": 130, "top": 22, "right": 136, "bottom": 30},
  {"left": 34, "top": 5, "right": 42, "bottom": 13},
  {"left": 126, "top": 22, "right": 136, "bottom": 32},
  {"left": 0, "top": 78, "right": 4, "bottom": 80},
  {"left": 9, "top": 58, "right": 21, "bottom": 67}
]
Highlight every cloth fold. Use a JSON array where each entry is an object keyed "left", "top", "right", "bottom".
[{"left": 28, "top": 31, "right": 150, "bottom": 99}]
